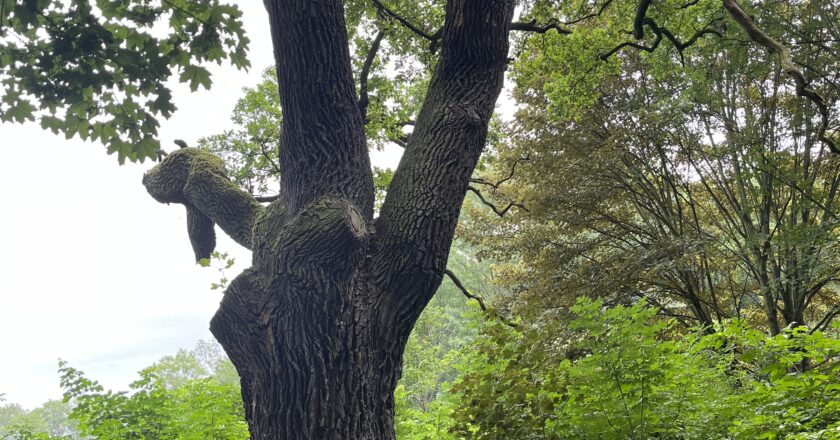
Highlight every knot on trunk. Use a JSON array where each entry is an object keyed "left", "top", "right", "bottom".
[
  {"left": 143, "top": 148, "right": 264, "bottom": 260},
  {"left": 254, "top": 196, "right": 368, "bottom": 281}
]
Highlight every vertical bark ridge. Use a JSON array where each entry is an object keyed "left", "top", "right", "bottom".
[
  {"left": 263, "top": 0, "right": 374, "bottom": 218},
  {"left": 374, "top": 0, "right": 516, "bottom": 334}
]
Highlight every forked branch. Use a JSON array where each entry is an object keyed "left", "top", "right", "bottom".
[
  {"left": 470, "top": 156, "right": 530, "bottom": 191},
  {"left": 511, "top": 19, "right": 572, "bottom": 35},
  {"left": 468, "top": 186, "right": 529, "bottom": 217}
]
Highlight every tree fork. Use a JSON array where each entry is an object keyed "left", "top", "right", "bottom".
[{"left": 144, "top": 0, "right": 515, "bottom": 438}]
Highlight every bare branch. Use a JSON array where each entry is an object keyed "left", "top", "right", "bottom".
[
  {"left": 600, "top": 27, "right": 663, "bottom": 60},
  {"left": 444, "top": 269, "right": 518, "bottom": 328},
  {"left": 562, "top": 0, "right": 617, "bottom": 26},
  {"left": 601, "top": 17, "right": 722, "bottom": 61},
  {"left": 371, "top": 0, "right": 439, "bottom": 43},
  {"left": 359, "top": 29, "right": 386, "bottom": 122},
  {"left": 470, "top": 156, "right": 530, "bottom": 191},
  {"left": 444, "top": 269, "right": 489, "bottom": 311},
  {"left": 467, "top": 185, "right": 528, "bottom": 217},
  {"left": 633, "top": 0, "right": 653, "bottom": 39},
  {"left": 511, "top": 19, "right": 571, "bottom": 35}
]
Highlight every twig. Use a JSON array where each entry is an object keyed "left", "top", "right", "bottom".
[
  {"left": 444, "top": 269, "right": 518, "bottom": 328},
  {"left": 358, "top": 29, "right": 386, "bottom": 121},
  {"left": 467, "top": 186, "right": 528, "bottom": 217}
]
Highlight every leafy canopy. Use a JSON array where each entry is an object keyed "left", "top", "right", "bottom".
[{"left": 0, "top": 0, "right": 249, "bottom": 163}]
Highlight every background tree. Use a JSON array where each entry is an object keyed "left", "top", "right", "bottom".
[
  {"left": 57, "top": 341, "right": 248, "bottom": 440},
  {"left": 464, "top": 0, "right": 840, "bottom": 333},
  {"left": 0, "top": 399, "right": 79, "bottom": 440}
]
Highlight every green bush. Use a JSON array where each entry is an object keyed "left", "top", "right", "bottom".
[{"left": 450, "top": 298, "right": 840, "bottom": 439}]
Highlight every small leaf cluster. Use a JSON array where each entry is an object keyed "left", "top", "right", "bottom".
[
  {"left": 197, "top": 68, "right": 281, "bottom": 196},
  {"left": 197, "top": 250, "right": 235, "bottom": 291}
]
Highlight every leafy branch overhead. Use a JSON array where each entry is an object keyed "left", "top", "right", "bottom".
[{"left": 0, "top": 0, "right": 249, "bottom": 163}]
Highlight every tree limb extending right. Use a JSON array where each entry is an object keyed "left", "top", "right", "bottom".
[{"left": 722, "top": 0, "right": 839, "bottom": 155}]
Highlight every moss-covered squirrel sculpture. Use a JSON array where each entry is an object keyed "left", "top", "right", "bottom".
[{"left": 142, "top": 148, "right": 263, "bottom": 261}]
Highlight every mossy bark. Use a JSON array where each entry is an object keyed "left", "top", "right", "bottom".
[{"left": 143, "top": 0, "right": 515, "bottom": 438}]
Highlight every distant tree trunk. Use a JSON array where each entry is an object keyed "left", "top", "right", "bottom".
[{"left": 143, "top": 0, "right": 515, "bottom": 438}]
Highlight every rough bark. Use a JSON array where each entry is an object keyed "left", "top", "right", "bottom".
[
  {"left": 264, "top": 0, "right": 374, "bottom": 218},
  {"left": 143, "top": 0, "right": 515, "bottom": 438}
]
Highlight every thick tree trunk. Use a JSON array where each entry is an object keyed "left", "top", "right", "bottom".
[
  {"left": 209, "top": 210, "right": 401, "bottom": 438},
  {"left": 144, "top": 0, "right": 514, "bottom": 438}
]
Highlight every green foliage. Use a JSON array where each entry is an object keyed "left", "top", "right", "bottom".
[
  {"left": 0, "top": 0, "right": 250, "bottom": 163},
  {"left": 198, "top": 68, "right": 282, "bottom": 196},
  {"left": 58, "top": 340, "right": 248, "bottom": 440},
  {"left": 0, "top": 400, "right": 78, "bottom": 440},
  {"left": 711, "top": 321, "right": 840, "bottom": 439},
  {"left": 449, "top": 299, "right": 840, "bottom": 439},
  {"left": 198, "top": 251, "right": 235, "bottom": 290}
]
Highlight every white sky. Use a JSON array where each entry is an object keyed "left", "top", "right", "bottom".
[{"left": 0, "top": 2, "right": 402, "bottom": 409}]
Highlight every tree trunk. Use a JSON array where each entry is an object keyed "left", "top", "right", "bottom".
[
  {"left": 144, "top": 0, "right": 515, "bottom": 438},
  {"left": 209, "top": 226, "right": 403, "bottom": 438}
]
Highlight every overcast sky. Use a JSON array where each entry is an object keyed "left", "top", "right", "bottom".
[{"left": 0, "top": 3, "right": 405, "bottom": 409}]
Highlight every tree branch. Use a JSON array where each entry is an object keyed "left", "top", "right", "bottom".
[
  {"left": 444, "top": 269, "right": 489, "bottom": 311},
  {"left": 601, "top": 17, "right": 722, "bottom": 61},
  {"left": 375, "top": 0, "right": 516, "bottom": 330},
  {"left": 143, "top": 148, "right": 265, "bottom": 260},
  {"left": 633, "top": 0, "right": 653, "bottom": 39},
  {"left": 600, "top": 25, "right": 663, "bottom": 60},
  {"left": 467, "top": 186, "right": 528, "bottom": 217},
  {"left": 359, "top": 29, "right": 386, "bottom": 122},
  {"left": 470, "top": 156, "right": 529, "bottom": 191},
  {"left": 264, "top": 0, "right": 374, "bottom": 217},
  {"left": 811, "top": 305, "right": 840, "bottom": 333},
  {"left": 444, "top": 269, "right": 517, "bottom": 328},
  {"left": 564, "top": 0, "right": 616, "bottom": 26},
  {"left": 371, "top": 0, "right": 439, "bottom": 43},
  {"left": 254, "top": 194, "right": 281, "bottom": 203},
  {"left": 722, "top": 0, "right": 839, "bottom": 155},
  {"left": 511, "top": 19, "right": 571, "bottom": 35}
]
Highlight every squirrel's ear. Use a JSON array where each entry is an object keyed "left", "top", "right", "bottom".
[{"left": 186, "top": 205, "right": 216, "bottom": 261}]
